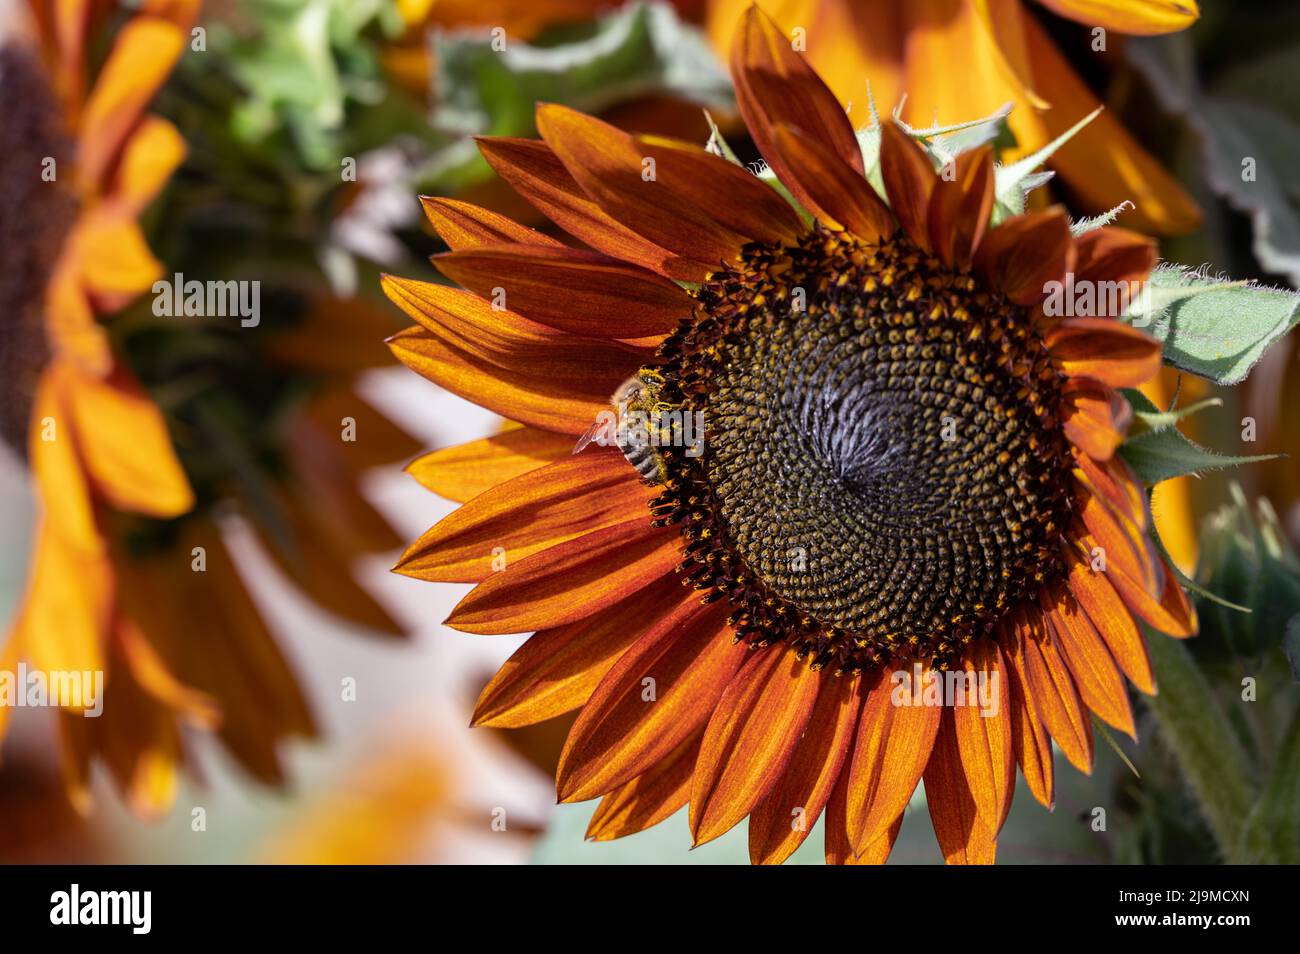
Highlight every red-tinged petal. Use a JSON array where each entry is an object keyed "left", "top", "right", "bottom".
[
  {"left": 689, "top": 644, "right": 823, "bottom": 846},
  {"left": 1000, "top": 631, "right": 1055, "bottom": 810},
  {"left": 1066, "top": 548, "right": 1156, "bottom": 693},
  {"left": 769, "top": 123, "right": 893, "bottom": 241},
  {"left": 1062, "top": 377, "right": 1132, "bottom": 461},
  {"left": 749, "top": 672, "right": 862, "bottom": 865},
  {"left": 476, "top": 136, "right": 703, "bottom": 282},
  {"left": 730, "top": 5, "right": 865, "bottom": 211},
  {"left": 445, "top": 519, "right": 680, "bottom": 635},
  {"left": 1077, "top": 486, "right": 1159, "bottom": 595},
  {"left": 879, "top": 122, "right": 937, "bottom": 251},
  {"left": 1042, "top": 583, "right": 1136, "bottom": 738},
  {"left": 418, "top": 196, "right": 564, "bottom": 250},
  {"left": 927, "top": 146, "right": 995, "bottom": 269},
  {"left": 433, "top": 244, "right": 691, "bottom": 339},
  {"left": 845, "top": 667, "right": 941, "bottom": 852},
  {"left": 396, "top": 448, "right": 652, "bottom": 582},
  {"left": 976, "top": 210, "right": 1075, "bottom": 305},
  {"left": 385, "top": 326, "right": 617, "bottom": 435},
  {"left": 1008, "top": 607, "right": 1094, "bottom": 773},
  {"left": 405, "top": 427, "right": 574, "bottom": 503},
  {"left": 952, "top": 640, "right": 1014, "bottom": 834},
  {"left": 825, "top": 767, "right": 903, "bottom": 865},
  {"left": 1073, "top": 450, "right": 1147, "bottom": 530},
  {"left": 536, "top": 104, "right": 800, "bottom": 267},
  {"left": 586, "top": 733, "right": 701, "bottom": 841},
  {"left": 1037, "top": 0, "right": 1199, "bottom": 35},
  {"left": 472, "top": 575, "right": 688, "bottom": 729},
  {"left": 924, "top": 710, "right": 998, "bottom": 865},
  {"left": 1070, "top": 227, "right": 1157, "bottom": 315},
  {"left": 1157, "top": 562, "right": 1197, "bottom": 638},
  {"left": 1045, "top": 318, "right": 1163, "bottom": 387},
  {"left": 556, "top": 600, "right": 742, "bottom": 801}
]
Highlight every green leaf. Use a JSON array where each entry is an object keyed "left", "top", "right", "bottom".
[
  {"left": 1123, "top": 264, "right": 1300, "bottom": 386},
  {"left": 424, "top": 2, "right": 731, "bottom": 191},
  {"left": 991, "top": 107, "right": 1099, "bottom": 225},
  {"left": 1119, "top": 427, "right": 1277, "bottom": 485}
]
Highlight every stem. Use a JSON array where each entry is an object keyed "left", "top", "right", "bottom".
[
  {"left": 1240, "top": 706, "right": 1300, "bottom": 864},
  {"left": 1144, "top": 633, "right": 1257, "bottom": 863}
]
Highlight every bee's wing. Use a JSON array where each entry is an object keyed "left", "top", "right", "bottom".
[{"left": 572, "top": 417, "right": 610, "bottom": 455}]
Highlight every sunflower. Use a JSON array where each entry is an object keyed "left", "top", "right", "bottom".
[
  {"left": 385, "top": 5, "right": 1197, "bottom": 863},
  {"left": 3, "top": 1, "right": 415, "bottom": 815},
  {"left": 705, "top": 0, "right": 1200, "bottom": 237}
]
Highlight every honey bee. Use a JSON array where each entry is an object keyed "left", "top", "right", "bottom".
[{"left": 573, "top": 371, "right": 671, "bottom": 485}]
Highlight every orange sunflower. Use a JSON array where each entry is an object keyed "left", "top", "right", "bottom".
[
  {"left": 384, "top": 5, "right": 1197, "bottom": 864},
  {"left": 706, "top": 0, "right": 1201, "bottom": 236},
  {"left": 4, "top": 0, "right": 415, "bottom": 814}
]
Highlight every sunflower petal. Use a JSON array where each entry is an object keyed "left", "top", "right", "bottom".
[
  {"left": 845, "top": 668, "right": 941, "bottom": 852},
  {"left": 927, "top": 145, "right": 995, "bottom": 269},
  {"left": 924, "top": 710, "right": 998, "bottom": 865},
  {"left": 1043, "top": 584, "right": 1136, "bottom": 738},
  {"left": 432, "top": 244, "right": 691, "bottom": 339},
  {"left": 1007, "top": 607, "right": 1093, "bottom": 773},
  {"left": 1063, "top": 377, "right": 1131, "bottom": 461},
  {"left": 405, "top": 427, "right": 574, "bottom": 502},
  {"left": 397, "top": 448, "right": 653, "bottom": 583},
  {"left": 1002, "top": 635, "right": 1056, "bottom": 809},
  {"left": 586, "top": 732, "right": 702, "bottom": 841},
  {"left": 769, "top": 123, "right": 893, "bottom": 241},
  {"left": 1066, "top": 549, "right": 1156, "bottom": 693},
  {"left": 976, "top": 210, "right": 1075, "bottom": 305},
  {"left": 952, "top": 640, "right": 1014, "bottom": 834},
  {"left": 749, "top": 671, "right": 862, "bottom": 865},
  {"left": 418, "top": 196, "right": 563, "bottom": 250},
  {"left": 472, "top": 575, "right": 687, "bottom": 729},
  {"left": 879, "top": 122, "right": 937, "bottom": 251},
  {"left": 689, "top": 644, "right": 823, "bottom": 846},
  {"left": 445, "top": 520, "right": 680, "bottom": 634},
  {"left": 1046, "top": 317, "right": 1162, "bottom": 387},
  {"left": 556, "top": 599, "right": 741, "bottom": 801}
]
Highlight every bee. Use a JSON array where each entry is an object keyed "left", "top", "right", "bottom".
[{"left": 573, "top": 371, "right": 671, "bottom": 485}]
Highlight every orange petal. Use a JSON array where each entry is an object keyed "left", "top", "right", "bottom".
[
  {"left": 385, "top": 326, "right": 615, "bottom": 435},
  {"left": 116, "top": 615, "right": 221, "bottom": 729},
  {"left": 556, "top": 599, "right": 741, "bottom": 801},
  {"left": 28, "top": 362, "right": 99, "bottom": 550},
  {"left": 769, "top": 123, "right": 893, "bottom": 241},
  {"left": 1062, "top": 377, "right": 1131, "bottom": 461},
  {"left": 1071, "top": 227, "right": 1157, "bottom": 312},
  {"left": 472, "top": 575, "right": 687, "bottom": 729},
  {"left": 927, "top": 145, "right": 995, "bottom": 269},
  {"left": 586, "top": 732, "right": 701, "bottom": 841},
  {"left": 65, "top": 362, "right": 194, "bottom": 518},
  {"left": 445, "top": 520, "right": 680, "bottom": 635},
  {"left": 405, "top": 427, "right": 574, "bottom": 502},
  {"left": 109, "top": 115, "right": 185, "bottom": 215},
  {"left": 749, "top": 671, "right": 862, "bottom": 865},
  {"left": 1077, "top": 487, "right": 1158, "bottom": 594},
  {"left": 879, "top": 122, "right": 937, "bottom": 251},
  {"left": 536, "top": 104, "right": 795, "bottom": 267},
  {"left": 10, "top": 522, "right": 110, "bottom": 678},
  {"left": 1037, "top": 0, "right": 1199, "bottom": 35},
  {"left": 689, "top": 644, "right": 823, "bottom": 846},
  {"left": 730, "top": 5, "right": 865, "bottom": 216},
  {"left": 76, "top": 15, "right": 186, "bottom": 190},
  {"left": 1073, "top": 449, "right": 1147, "bottom": 530},
  {"left": 825, "top": 766, "right": 903, "bottom": 865},
  {"left": 1006, "top": 607, "right": 1094, "bottom": 773},
  {"left": 1000, "top": 630, "right": 1055, "bottom": 810},
  {"left": 845, "top": 667, "right": 941, "bottom": 852},
  {"left": 73, "top": 211, "right": 164, "bottom": 302},
  {"left": 952, "top": 640, "right": 1014, "bottom": 834},
  {"left": 1066, "top": 548, "right": 1156, "bottom": 693},
  {"left": 433, "top": 245, "right": 691, "bottom": 339},
  {"left": 396, "top": 448, "right": 652, "bottom": 583},
  {"left": 476, "top": 136, "right": 702, "bottom": 282},
  {"left": 1046, "top": 318, "right": 1163, "bottom": 387},
  {"left": 418, "top": 196, "right": 563, "bottom": 250},
  {"left": 975, "top": 210, "right": 1074, "bottom": 305},
  {"left": 924, "top": 709, "right": 999, "bottom": 865},
  {"left": 1043, "top": 584, "right": 1136, "bottom": 738}
]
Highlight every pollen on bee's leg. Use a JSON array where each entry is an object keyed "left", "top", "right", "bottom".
[{"left": 639, "top": 227, "right": 1077, "bottom": 675}]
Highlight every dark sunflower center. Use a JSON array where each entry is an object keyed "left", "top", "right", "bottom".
[
  {"left": 648, "top": 227, "right": 1074, "bottom": 673},
  {"left": 0, "top": 46, "right": 73, "bottom": 457}
]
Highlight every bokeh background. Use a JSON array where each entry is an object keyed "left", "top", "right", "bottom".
[{"left": 1, "top": 0, "right": 1297, "bottom": 863}]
